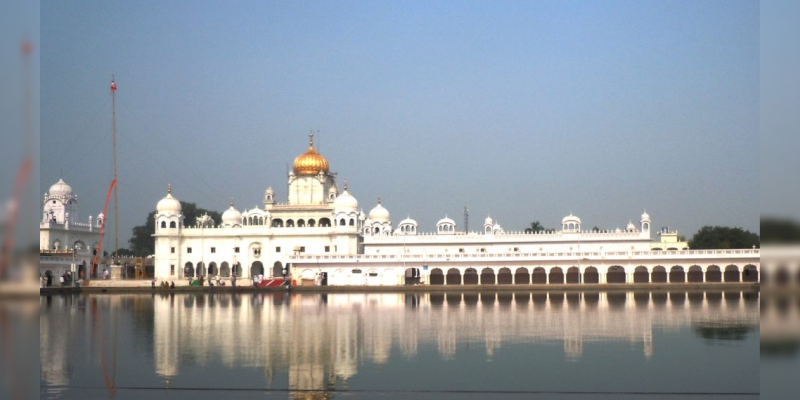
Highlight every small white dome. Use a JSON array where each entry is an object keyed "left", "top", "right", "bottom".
[
  {"left": 437, "top": 216, "right": 456, "bottom": 226},
  {"left": 399, "top": 217, "right": 417, "bottom": 226},
  {"left": 484, "top": 216, "right": 494, "bottom": 225},
  {"left": 626, "top": 221, "right": 637, "bottom": 231},
  {"left": 265, "top": 187, "right": 274, "bottom": 195},
  {"left": 48, "top": 179, "right": 73, "bottom": 198},
  {"left": 562, "top": 213, "right": 581, "bottom": 225},
  {"left": 97, "top": 212, "right": 105, "bottom": 220},
  {"left": 334, "top": 190, "right": 358, "bottom": 211},
  {"left": 156, "top": 185, "right": 181, "bottom": 213},
  {"left": 368, "top": 201, "right": 390, "bottom": 222},
  {"left": 221, "top": 202, "right": 241, "bottom": 226},
  {"left": 641, "top": 211, "right": 651, "bottom": 222}
]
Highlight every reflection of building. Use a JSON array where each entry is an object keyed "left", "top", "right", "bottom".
[
  {"left": 145, "top": 291, "right": 758, "bottom": 390},
  {"left": 152, "top": 134, "right": 760, "bottom": 286}
]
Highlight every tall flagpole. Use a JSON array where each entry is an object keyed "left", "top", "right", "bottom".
[{"left": 111, "top": 77, "right": 119, "bottom": 273}]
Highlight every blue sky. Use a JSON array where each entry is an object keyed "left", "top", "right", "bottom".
[{"left": 41, "top": 1, "right": 759, "bottom": 246}]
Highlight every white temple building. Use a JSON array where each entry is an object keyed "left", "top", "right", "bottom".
[
  {"left": 39, "top": 179, "right": 106, "bottom": 279},
  {"left": 150, "top": 134, "right": 760, "bottom": 286}
]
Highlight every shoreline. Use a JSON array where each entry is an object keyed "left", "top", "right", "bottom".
[{"left": 39, "top": 282, "right": 760, "bottom": 295}]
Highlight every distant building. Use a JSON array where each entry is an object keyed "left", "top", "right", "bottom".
[
  {"left": 39, "top": 179, "right": 105, "bottom": 280},
  {"left": 152, "top": 133, "right": 759, "bottom": 285}
]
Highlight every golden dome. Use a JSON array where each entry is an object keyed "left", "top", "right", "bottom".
[{"left": 293, "top": 133, "right": 329, "bottom": 175}]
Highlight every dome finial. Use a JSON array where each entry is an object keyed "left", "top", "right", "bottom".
[
  {"left": 167, "top": 183, "right": 172, "bottom": 194},
  {"left": 343, "top": 180, "right": 348, "bottom": 191},
  {"left": 309, "top": 130, "right": 314, "bottom": 147},
  {"left": 230, "top": 197, "right": 234, "bottom": 207},
  {"left": 377, "top": 195, "right": 381, "bottom": 205}
]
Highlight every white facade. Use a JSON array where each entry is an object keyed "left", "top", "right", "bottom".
[
  {"left": 39, "top": 179, "right": 106, "bottom": 279},
  {"left": 152, "top": 135, "right": 760, "bottom": 285}
]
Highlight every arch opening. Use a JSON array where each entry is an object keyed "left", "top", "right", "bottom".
[
  {"left": 514, "top": 267, "right": 530, "bottom": 284},
  {"left": 549, "top": 267, "right": 564, "bottom": 284},
  {"left": 464, "top": 268, "right": 479, "bottom": 285},
  {"left": 584, "top": 267, "right": 599, "bottom": 284},
  {"left": 446, "top": 268, "right": 461, "bottom": 285},
  {"left": 480, "top": 268, "right": 496, "bottom": 285},
  {"left": 430, "top": 268, "right": 444, "bottom": 285},
  {"left": 607, "top": 266, "right": 626, "bottom": 284}
]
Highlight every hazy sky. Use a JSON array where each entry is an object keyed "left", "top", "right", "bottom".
[{"left": 41, "top": 1, "right": 759, "bottom": 247}]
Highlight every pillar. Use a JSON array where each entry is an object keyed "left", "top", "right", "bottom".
[{"left": 599, "top": 271, "right": 607, "bottom": 284}]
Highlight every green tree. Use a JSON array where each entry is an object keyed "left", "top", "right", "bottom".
[
  {"left": 761, "top": 217, "right": 800, "bottom": 244},
  {"left": 128, "top": 201, "right": 222, "bottom": 257},
  {"left": 688, "top": 226, "right": 760, "bottom": 250},
  {"left": 525, "top": 221, "right": 546, "bottom": 234}
]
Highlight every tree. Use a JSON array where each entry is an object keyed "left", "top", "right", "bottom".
[
  {"left": 688, "top": 226, "right": 760, "bottom": 250},
  {"left": 525, "top": 221, "right": 546, "bottom": 234},
  {"left": 761, "top": 217, "right": 800, "bottom": 244},
  {"left": 128, "top": 201, "right": 222, "bottom": 257}
]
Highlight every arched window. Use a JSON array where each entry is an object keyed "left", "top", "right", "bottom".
[
  {"left": 232, "top": 262, "right": 242, "bottom": 277},
  {"left": 298, "top": 219, "right": 306, "bottom": 227},
  {"left": 259, "top": 217, "right": 264, "bottom": 225},
  {"left": 220, "top": 262, "right": 230, "bottom": 277},
  {"left": 184, "top": 262, "right": 194, "bottom": 278},
  {"left": 339, "top": 218, "right": 346, "bottom": 226},
  {"left": 349, "top": 218, "right": 355, "bottom": 226},
  {"left": 308, "top": 219, "right": 316, "bottom": 227},
  {"left": 169, "top": 221, "right": 177, "bottom": 228},
  {"left": 160, "top": 221, "right": 166, "bottom": 229},
  {"left": 286, "top": 219, "right": 295, "bottom": 227},
  {"left": 272, "top": 219, "right": 283, "bottom": 227}
]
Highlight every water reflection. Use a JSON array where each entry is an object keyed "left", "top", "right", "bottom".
[{"left": 41, "top": 290, "right": 759, "bottom": 398}]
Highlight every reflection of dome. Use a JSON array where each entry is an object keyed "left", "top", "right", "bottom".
[
  {"left": 334, "top": 190, "right": 358, "bottom": 211},
  {"left": 221, "top": 200, "right": 241, "bottom": 226},
  {"left": 49, "top": 179, "right": 73, "bottom": 198},
  {"left": 368, "top": 198, "right": 390, "bottom": 222},
  {"left": 293, "top": 134, "right": 329, "bottom": 175},
  {"left": 157, "top": 185, "right": 181, "bottom": 213}
]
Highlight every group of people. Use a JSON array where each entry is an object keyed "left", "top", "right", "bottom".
[
  {"left": 39, "top": 271, "right": 76, "bottom": 287},
  {"left": 152, "top": 280, "right": 177, "bottom": 289},
  {"left": 153, "top": 274, "right": 238, "bottom": 289}
]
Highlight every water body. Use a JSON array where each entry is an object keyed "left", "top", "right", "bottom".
[{"left": 40, "top": 290, "right": 759, "bottom": 399}]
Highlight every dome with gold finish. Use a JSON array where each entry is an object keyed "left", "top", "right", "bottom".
[{"left": 292, "top": 132, "right": 329, "bottom": 175}]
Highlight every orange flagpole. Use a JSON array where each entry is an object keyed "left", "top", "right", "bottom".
[{"left": 91, "top": 179, "right": 117, "bottom": 277}]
